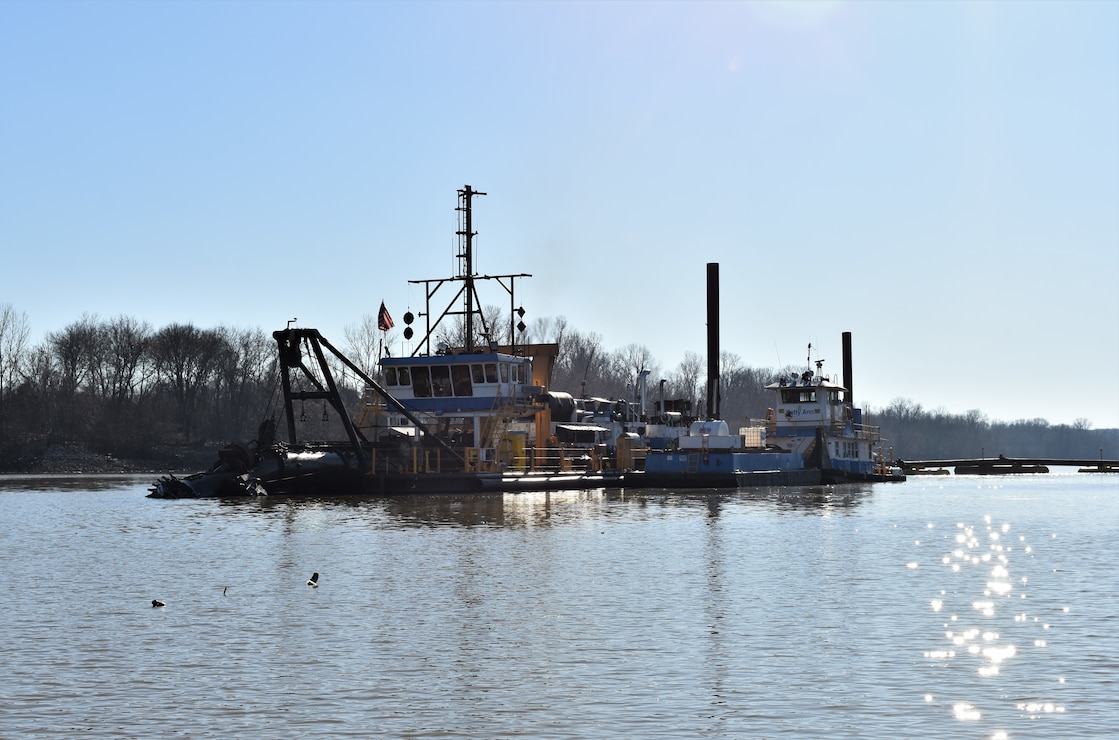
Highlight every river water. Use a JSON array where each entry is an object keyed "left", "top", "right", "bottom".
[{"left": 0, "top": 472, "right": 1115, "bottom": 738}]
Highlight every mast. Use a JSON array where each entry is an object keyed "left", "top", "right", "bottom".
[
  {"left": 406, "top": 187, "right": 530, "bottom": 356},
  {"left": 456, "top": 185, "right": 486, "bottom": 352}
]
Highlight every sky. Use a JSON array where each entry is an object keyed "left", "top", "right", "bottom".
[{"left": 1, "top": 0, "right": 1117, "bottom": 429}]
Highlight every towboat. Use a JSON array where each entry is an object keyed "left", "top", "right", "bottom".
[
  {"left": 634, "top": 365, "right": 905, "bottom": 487},
  {"left": 626, "top": 265, "right": 904, "bottom": 488}
]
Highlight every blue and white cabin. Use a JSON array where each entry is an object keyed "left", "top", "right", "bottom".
[
  {"left": 764, "top": 369, "right": 884, "bottom": 478},
  {"left": 379, "top": 352, "right": 534, "bottom": 413},
  {"left": 376, "top": 350, "right": 541, "bottom": 454}
]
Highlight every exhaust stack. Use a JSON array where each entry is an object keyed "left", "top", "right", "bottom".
[
  {"left": 842, "top": 331, "right": 853, "bottom": 406},
  {"left": 706, "top": 263, "right": 720, "bottom": 420}
]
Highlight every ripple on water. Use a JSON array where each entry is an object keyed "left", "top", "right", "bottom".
[{"left": 0, "top": 475, "right": 1115, "bottom": 737}]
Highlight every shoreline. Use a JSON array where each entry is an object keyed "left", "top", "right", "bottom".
[{"left": 0, "top": 442, "right": 218, "bottom": 476}]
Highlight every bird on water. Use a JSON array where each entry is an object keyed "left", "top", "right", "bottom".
[
  {"left": 152, "top": 599, "right": 165, "bottom": 608},
  {"left": 307, "top": 572, "right": 319, "bottom": 587}
]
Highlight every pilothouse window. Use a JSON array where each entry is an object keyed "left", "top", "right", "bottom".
[
  {"left": 411, "top": 367, "right": 431, "bottom": 397},
  {"left": 781, "top": 389, "right": 817, "bottom": 404},
  {"left": 431, "top": 366, "right": 452, "bottom": 397},
  {"left": 451, "top": 365, "right": 473, "bottom": 396}
]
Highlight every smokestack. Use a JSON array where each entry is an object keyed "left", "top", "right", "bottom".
[
  {"left": 842, "top": 331, "right": 853, "bottom": 406},
  {"left": 706, "top": 263, "right": 720, "bottom": 420}
]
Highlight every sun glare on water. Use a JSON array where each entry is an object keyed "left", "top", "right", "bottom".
[{"left": 922, "top": 515, "right": 1067, "bottom": 727}]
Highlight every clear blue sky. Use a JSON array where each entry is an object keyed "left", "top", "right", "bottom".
[{"left": 2, "top": 0, "right": 1117, "bottom": 429}]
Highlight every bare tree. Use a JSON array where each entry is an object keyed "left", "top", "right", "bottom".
[
  {"left": 720, "top": 350, "right": 743, "bottom": 377},
  {"left": 64, "top": 315, "right": 156, "bottom": 452},
  {"left": 616, "top": 343, "right": 656, "bottom": 384},
  {"left": 344, "top": 314, "right": 388, "bottom": 379},
  {"left": 524, "top": 315, "right": 562, "bottom": 345},
  {"left": 150, "top": 323, "right": 226, "bottom": 442},
  {"left": 0, "top": 304, "right": 31, "bottom": 417},
  {"left": 599, "top": 343, "right": 657, "bottom": 403},
  {"left": 17, "top": 344, "right": 59, "bottom": 438},
  {"left": 49, "top": 315, "right": 99, "bottom": 398},
  {"left": 209, "top": 326, "right": 275, "bottom": 440},
  {"left": 552, "top": 327, "right": 609, "bottom": 397},
  {"left": 0, "top": 305, "right": 31, "bottom": 440},
  {"left": 720, "top": 362, "right": 775, "bottom": 428},
  {"left": 552, "top": 316, "right": 569, "bottom": 349},
  {"left": 45, "top": 315, "right": 103, "bottom": 441},
  {"left": 670, "top": 351, "right": 704, "bottom": 412},
  {"left": 102, "top": 315, "right": 151, "bottom": 405},
  {"left": 431, "top": 303, "right": 507, "bottom": 350}
]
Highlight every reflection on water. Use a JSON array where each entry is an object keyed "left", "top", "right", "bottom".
[
  {"left": 0, "top": 473, "right": 154, "bottom": 493},
  {"left": 1, "top": 474, "right": 878, "bottom": 525},
  {"left": 0, "top": 473, "right": 1115, "bottom": 738},
  {"left": 210, "top": 483, "right": 880, "bottom": 529}
]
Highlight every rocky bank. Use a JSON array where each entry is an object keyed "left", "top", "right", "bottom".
[{"left": 0, "top": 442, "right": 219, "bottom": 475}]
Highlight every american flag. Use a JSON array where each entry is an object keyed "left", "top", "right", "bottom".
[{"left": 377, "top": 301, "right": 394, "bottom": 331}]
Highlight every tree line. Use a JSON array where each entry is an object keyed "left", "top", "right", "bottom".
[
  {"left": 1, "top": 303, "right": 1115, "bottom": 468},
  {"left": 866, "top": 400, "right": 1116, "bottom": 462},
  {"left": 0, "top": 307, "right": 282, "bottom": 464}
]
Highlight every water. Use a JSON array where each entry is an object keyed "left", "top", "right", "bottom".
[{"left": 1, "top": 473, "right": 1115, "bottom": 738}]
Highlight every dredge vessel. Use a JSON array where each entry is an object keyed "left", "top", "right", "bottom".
[{"left": 150, "top": 186, "right": 902, "bottom": 498}]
